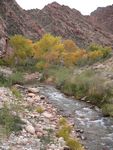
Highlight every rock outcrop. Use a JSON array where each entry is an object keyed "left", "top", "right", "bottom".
[
  {"left": 0, "top": 0, "right": 44, "bottom": 40},
  {"left": 90, "top": 5, "right": 113, "bottom": 35},
  {"left": 0, "top": 17, "right": 8, "bottom": 57},
  {"left": 27, "top": 2, "right": 113, "bottom": 48},
  {"left": 1, "top": 0, "right": 113, "bottom": 50}
]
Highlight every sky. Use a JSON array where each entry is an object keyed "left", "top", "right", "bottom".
[{"left": 16, "top": 0, "right": 113, "bottom": 15}]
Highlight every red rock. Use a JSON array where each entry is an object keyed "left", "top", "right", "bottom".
[
  {"left": 0, "top": 0, "right": 44, "bottom": 40},
  {"left": 28, "top": 2, "right": 113, "bottom": 48},
  {"left": 90, "top": 5, "right": 113, "bottom": 36}
]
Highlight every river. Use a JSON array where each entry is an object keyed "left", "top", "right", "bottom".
[{"left": 38, "top": 85, "right": 113, "bottom": 150}]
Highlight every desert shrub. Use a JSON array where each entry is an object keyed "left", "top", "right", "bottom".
[
  {"left": 15, "top": 58, "right": 38, "bottom": 72},
  {"left": 0, "top": 104, "right": 24, "bottom": 136},
  {"left": 43, "top": 66, "right": 72, "bottom": 87},
  {"left": 56, "top": 118, "right": 84, "bottom": 150},
  {"left": 88, "top": 50, "right": 103, "bottom": 64},
  {"left": 56, "top": 124, "right": 72, "bottom": 141},
  {"left": 102, "top": 104, "right": 113, "bottom": 117},
  {"left": 11, "top": 86, "right": 22, "bottom": 99},
  {"left": 67, "top": 138, "right": 84, "bottom": 150},
  {"left": 0, "top": 71, "right": 24, "bottom": 87},
  {"left": 36, "top": 60, "right": 48, "bottom": 72},
  {"left": 0, "top": 59, "right": 6, "bottom": 66},
  {"left": 36, "top": 106, "right": 44, "bottom": 114},
  {"left": 8, "top": 71, "right": 24, "bottom": 85},
  {"left": 87, "top": 79, "right": 113, "bottom": 106},
  {"left": 60, "top": 70, "right": 94, "bottom": 98},
  {"left": 88, "top": 44, "right": 111, "bottom": 59},
  {"left": 59, "top": 70, "right": 113, "bottom": 106},
  {"left": 59, "top": 117, "right": 67, "bottom": 126}
]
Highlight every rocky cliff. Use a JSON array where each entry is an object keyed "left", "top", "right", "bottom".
[
  {"left": 27, "top": 2, "right": 113, "bottom": 48},
  {"left": 0, "top": 0, "right": 113, "bottom": 50},
  {"left": 90, "top": 5, "right": 113, "bottom": 35},
  {"left": 0, "top": 17, "right": 8, "bottom": 57},
  {"left": 0, "top": 0, "right": 44, "bottom": 40}
]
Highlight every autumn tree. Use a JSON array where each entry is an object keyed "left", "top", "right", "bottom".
[
  {"left": 34, "top": 34, "right": 65, "bottom": 65},
  {"left": 63, "top": 39, "right": 79, "bottom": 52},
  {"left": 9, "top": 35, "right": 33, "bottom": 65}
]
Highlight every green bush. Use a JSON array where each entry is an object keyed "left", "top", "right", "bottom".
[
  {"left": 60, "top": 70, "right": 94, "bottom": 98},
  {"left": 88, "top": 43, "right": 111, "bottom": 58},
  {"left": 87, "top": 80, "right": 113, "bottom": 106},
  {"left": 36, "top": 60, "right": 47, "bottom": 72},
  {"left": 59, "top": 70, "right": 113, "bottom": 107},
  {"left": 11, "top": 86, "right": 22, "bottom": 98},
  {"left": 15, "top": 58, "right": 38, "bottom": 73},
  {"left": 0, "top": 104, "right": 24, "bottom": 136},
  {"left": 36, "top": 106, "right": 44, "bottom": 114},
  {"left": 43, "top": 66, "right": 72, "bottom": 86},
  {"left": 67, "top": 138, "right": 84, "bottom": 150},
  {"left": 56, "top": 118, "right": 84, "bottom": 150},
  {"left": 102, "top": 104, "right": 113, "bottom": 117},
  {"left": 59, "top": 117, "right": 67, "bottom": 126},
  {"left": 56, "top": 125, "right": 72, "bottom": 141},
  {"left": 0, "top": 71, "right": 24, "bottom": 87}
]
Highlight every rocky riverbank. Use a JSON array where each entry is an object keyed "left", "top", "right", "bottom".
[{"left": 0, "top": 85, "right": 84, "bottom": 150}]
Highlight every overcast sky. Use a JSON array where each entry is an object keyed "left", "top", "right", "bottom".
[{"left": 16, "top": 0, "right": 113, "bottom": 15}]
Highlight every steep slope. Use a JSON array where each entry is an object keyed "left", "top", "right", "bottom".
[
  {"left": 0, "top": 0, "right": 44, "bottom": 40},
  {"left": 0, "top": 17, "right": 8, "bottom": 57},
  {"left": 90, "top": 5, "right": 113, "bottom": 35},
  {"left": 27, "top": 2, "right": 113, "bottom": 48}
]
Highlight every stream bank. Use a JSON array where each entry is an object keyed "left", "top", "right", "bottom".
[{"left": 38, "top": 85, "right": 113, "bottom": 150}]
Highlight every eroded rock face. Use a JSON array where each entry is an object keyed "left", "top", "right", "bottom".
[
  {"left": 0, "top": 17, "right": 8, "bottom": 57},
  {"left": 0, "top": 0, "right": 44, "bottom": 40},
  {"left": 90, "top": 5, "right": 113, "bottom": 35},
  {"left": 28, "top": 2, "right": 113, "bottom": 48}
]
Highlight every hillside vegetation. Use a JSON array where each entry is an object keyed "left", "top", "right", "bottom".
[{"left": 0, "top": 34, "right": 113, "bottom": 117}]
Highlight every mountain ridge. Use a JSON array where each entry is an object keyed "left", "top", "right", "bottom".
[
  {"left": 0, "top": 0, "right": 113, "bottom": 51},
  {"left": 90, "top": 4, "right": 113, "bottom": 35},
  {"left": 0, "top": 0, "right": 44, "bottom": 40},
  {"left": 27, "top": 2, "right": 113, "bottom": 48}
]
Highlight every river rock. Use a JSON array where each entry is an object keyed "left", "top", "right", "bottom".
[
  {"left": 94, "top": 106, "right": 100, "bottom": 112},
  {"left": 36, "top": 132, "right": 43, "bottom": 137},
  {"left": 26, "top": 97, "right": 34, "bottom": 105},
  {"left": 27, "top": 93, "right": 36, "bottom": 97},
  {"left": 17, "top": 136, "right": 28, "bottom": 145},
  {"left": 43, "top": 112, "right": 53, "bottom": 119},
  {"left": 80, "top": 135, "right": 86, "bottom": 140},
  {"left": 81, "top": 96, "right": 87, "bottom": 101},
  {"left": 25, "top": 125, "right": 35, "bottom": 134},
  {"left": 34, "top": 95, "right": 40, "bottom": 101},
  {"left": 49, "top": 144, "right": 57, "bottom": 149},
  {"left": 76, "top": 129, "right": 84, "bottom": 133},
  {"left": 28, "top": 88, "right": 39, "bottom": 93},
  {"left": 58, "top": 137, "right": 66, "bottom": 147},
  {"left": 63, "top": 146, "right": 71, "bottom": 150},
  {"left": 40, "top": 95, "right": 46, "bottom": 100}
]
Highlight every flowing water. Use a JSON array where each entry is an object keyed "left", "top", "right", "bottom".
[{"left": 39, "top": 85, "right": 113, "bottom": 150}]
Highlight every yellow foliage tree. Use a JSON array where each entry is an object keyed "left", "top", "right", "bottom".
[
  {"left": 63, "top": 39, "right": 79, "bottom": 52},
  {"left": 34, "top": 34, "right": 65, "bottom": 65},
  {"left": 88, "top": 50, "right": 103, "bottom": 60},
  {"left": 9, "top": 35, "right": 33, "bottom": 64}
]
